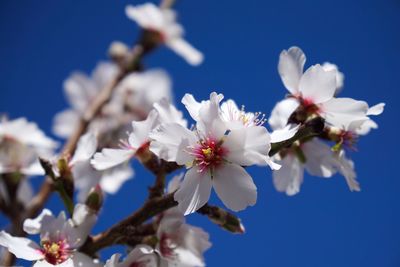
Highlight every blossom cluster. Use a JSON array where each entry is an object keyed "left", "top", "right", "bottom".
[{"left": 0, "top": 2, "right": 383, "bottom": 267}]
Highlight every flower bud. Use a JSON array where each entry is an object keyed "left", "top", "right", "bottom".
[
  {"left": 57, "top": 158, "right": 74, "bottom": 199},
  {"left": 85, "top": 185, "right": 103, "bottom": 212},
  {"left": 109, "top": 41, "right": 129, "bottom": 61}
]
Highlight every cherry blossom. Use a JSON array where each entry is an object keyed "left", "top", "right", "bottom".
[
  {"left": 125, "top": 3, "right": 203, "bottom": 66},
  {"left": 0, "top": 204, "right": 100, "bottom": 267}
]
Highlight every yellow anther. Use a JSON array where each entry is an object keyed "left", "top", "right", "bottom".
[
  {"left": 49, "top": 243, "right": 60, "bottom": 255},
  {"left": 202, "top": 148, "right": 212, "bottom": 156}
]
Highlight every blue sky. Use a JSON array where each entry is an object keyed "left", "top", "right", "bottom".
[{"left": 0, "top": 0, "right": 399, "bottom": 266}]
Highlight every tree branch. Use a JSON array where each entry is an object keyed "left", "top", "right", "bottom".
[{"left": 80, "top": 193, "right": 177, "bottom": 255}]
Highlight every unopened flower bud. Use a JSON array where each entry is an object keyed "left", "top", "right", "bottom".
[
  {"left": 85, "top": 185, "right": 103, "bottom": 212},
  {"left": 109, "top": 41, "right": 129, "bottom": 60},
  {"left": 57, "top": 158, "right": 74, "bottom": 199}
]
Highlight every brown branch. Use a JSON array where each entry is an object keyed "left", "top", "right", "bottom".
[
  {"left": 80, "top": 193, "right": 177, "bottom": 255},
  {"left": 197, "top": 204, "right": 245, "bottom": 234}
]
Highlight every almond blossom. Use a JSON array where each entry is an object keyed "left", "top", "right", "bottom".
[
  {"left": 0, "top": 117, "right": 56, "bottom": 207},
  {"left": 53, "top": 62, "right": 119, "bottom": 138},
  {"left": 153, "top": 174, "right": 211, "bottom": 267},
  {"left": 278, "top": 46, "right": 369, "bottom": 129},
  {"left": 268, "top": 97, "right": 382, "bottom": 194},
  {"left": 105, "top": 246, "right": 157, "bottom": 267},
  {"left": 0, "top": 204, "right": 100, "bottom": 267},
  {"left": 156, "top": 208, "right": 211, "bottom": 267},
  {"left": 53, "top": 62, "right": 172, "bottom": 148},
  {"left": 125, "top": 3, "right": 203, "bottom": 66},
  {"left": 69, "top": 132, "right": 134, "bottom": 202},
  {"left": 150, "top": 92, "right": 278, "bottom": 214},
  {"left": 91, "top": 99, "right": 187, "bottom": 171}
]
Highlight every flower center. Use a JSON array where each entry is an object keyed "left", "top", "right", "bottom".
[
  {"left": 130, "top": 262, "right": 146, "bottom": 267},
  {"left": 301, "top": 98, "right": 320, "bottom": 114},
  {"left": 191, "top": 137, "right": 227, "bottom": 173},
  {"left": 159, "top": 233, "right": 177, "bottom": 259},
  {"left": 41, "top": 240, "right": 70, "bottom": 265}
]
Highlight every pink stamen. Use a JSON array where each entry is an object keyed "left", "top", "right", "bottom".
[{"left": 189, "top": 136, "right": 227, "bottom": 173}]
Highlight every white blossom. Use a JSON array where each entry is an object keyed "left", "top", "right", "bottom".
[
  {"left": 0, "top": 117, "right": 56, "bottom": 207},
  {"left": 105, "top": 246, "right": 157, "bottom": 267},
  {"left": 92, "top": 99, "right": 186, "bottom": 171},
  {"left": 269, "top": 98, "right": 361, "bottom": 194},
  {"left": 150, "top": 92, "right": 278, "bottom": 214},
  {"left": 53, "top": 62, "right": 119, "bottom": 138},
  {"left": 278, "top": 46, "right": 369, "bottom": 129},
  {"left": 0, "top": 205, "right": 100, "bottom": 267},
  {"left": 125, "top": 3, "right": 203, "bottom": 66},
  {"left": 70, "top": 132, "right": 134, "bottom": 202},
  {"left": 322, "top": 62, "right": 344, "bottom": 93}
]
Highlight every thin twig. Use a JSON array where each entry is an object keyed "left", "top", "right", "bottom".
[{"left": 80, "top": 193, "right": 177, "bottom": 255}]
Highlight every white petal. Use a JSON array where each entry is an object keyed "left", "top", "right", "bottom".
[
  {"left": 128, "top": 110, "right": 159, "bottom": 149},
  {"left": 166, "top": 38, "right": 204, "bottom": 66},
  {"left": 168, "top": 224, "right": 210, "bottom": 267},
  {"left": 100, "top": 165, "right": 134, "bottom": 194},
  {"left": 273, "top": 155, "right": 304, "bottom": 196},
  {"left": 124, "top": 245, "right": 157, "bottom": 267},
  {"left": 302, "top": 139, "right": 337, "bottom": 178},
  {"left": 174, "top": 167, "right": 212, "bottom": 215},
  {"left": 367, "top": 103, "right": 385, "bottom": 116},
  {"left": 63, "top": 72, "right": 96, "bottom": 112},
  {"left": 270, "top": 124, "right": 299, "bottom": 143},
  {"left": 0, "top": 118, "right": 57, "bottom": 149},
  {"left": 116, "top": 69, "right": 172, "bottom": 114},
  {"left": 91, "top": 148, "right": 134, "bottom": 171},
  {"left": 320, "top": 97, "right": 369, "bottom": 128},
  {"left": 299, "top": 64, "right": 336, "bottom": 104},
  {"left": 125, "top": 3, "right": 164, "bottom": 30},
  {"left": 70, "top": 131, "right": 98, "bottom": 165},
  {"left": 213, "top": 164, "right": 257, "bottom": 211},
  {"left": 355, "top": 119, "right": 378, "bottom": 135},
  {"left": 0, "top": 231, "right": 43, "bottom": 261},
  {"left": 224, "top": 126, "right": 276, "bottom": 168},
  {"left": 23, "top": 209, "right": 53, "bottom": 235},
  {"left": 105, "top": 254, "right": 121, "bottom": 267},
  {"left": 196, "top": 92, "right": 225, "bottom": 137},
  {"left": 167, "top": 172, "right": 184, "bottom": 193},
  {"left": 278, "top": 46, "right": 306, "bottom": 95},
  {"left": 20, "top": 160, "right": 45, "bottom": 176},
  {"left": 334, "top": 151, "right": 360, "bottom": 192},
  {"left": 322, "top": 62, "right": 344, "bottom": 92},
  {"left": 181, "top": 93, "right": 202, "bottom": 121},
  {"left": 91, "top": 62, "right": 118, "bottom": 90},
  {"left": 153, "top": 98, "right": 187, "bottom": 127},
  {"left": 71, "top": 204, "right": 97, "bottom": 247},
  {"left": 71, "top": 252, "right": 102, "bottom": 267},
  {"left": 73, "top": 162, "right": 101, "bottom": 202},
  {"left": 268, "top": 98, "right": 300, "bottom": 130},
  {"left": 53, "top": 109, "right": 80, "bottom": 138},
  {"left": 149, "top": 123, "right": 196, "bottom": 165}
]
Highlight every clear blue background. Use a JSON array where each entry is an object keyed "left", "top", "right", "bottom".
[{"left": 0, "top": 0, "right": 399, "bottom": 266}]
